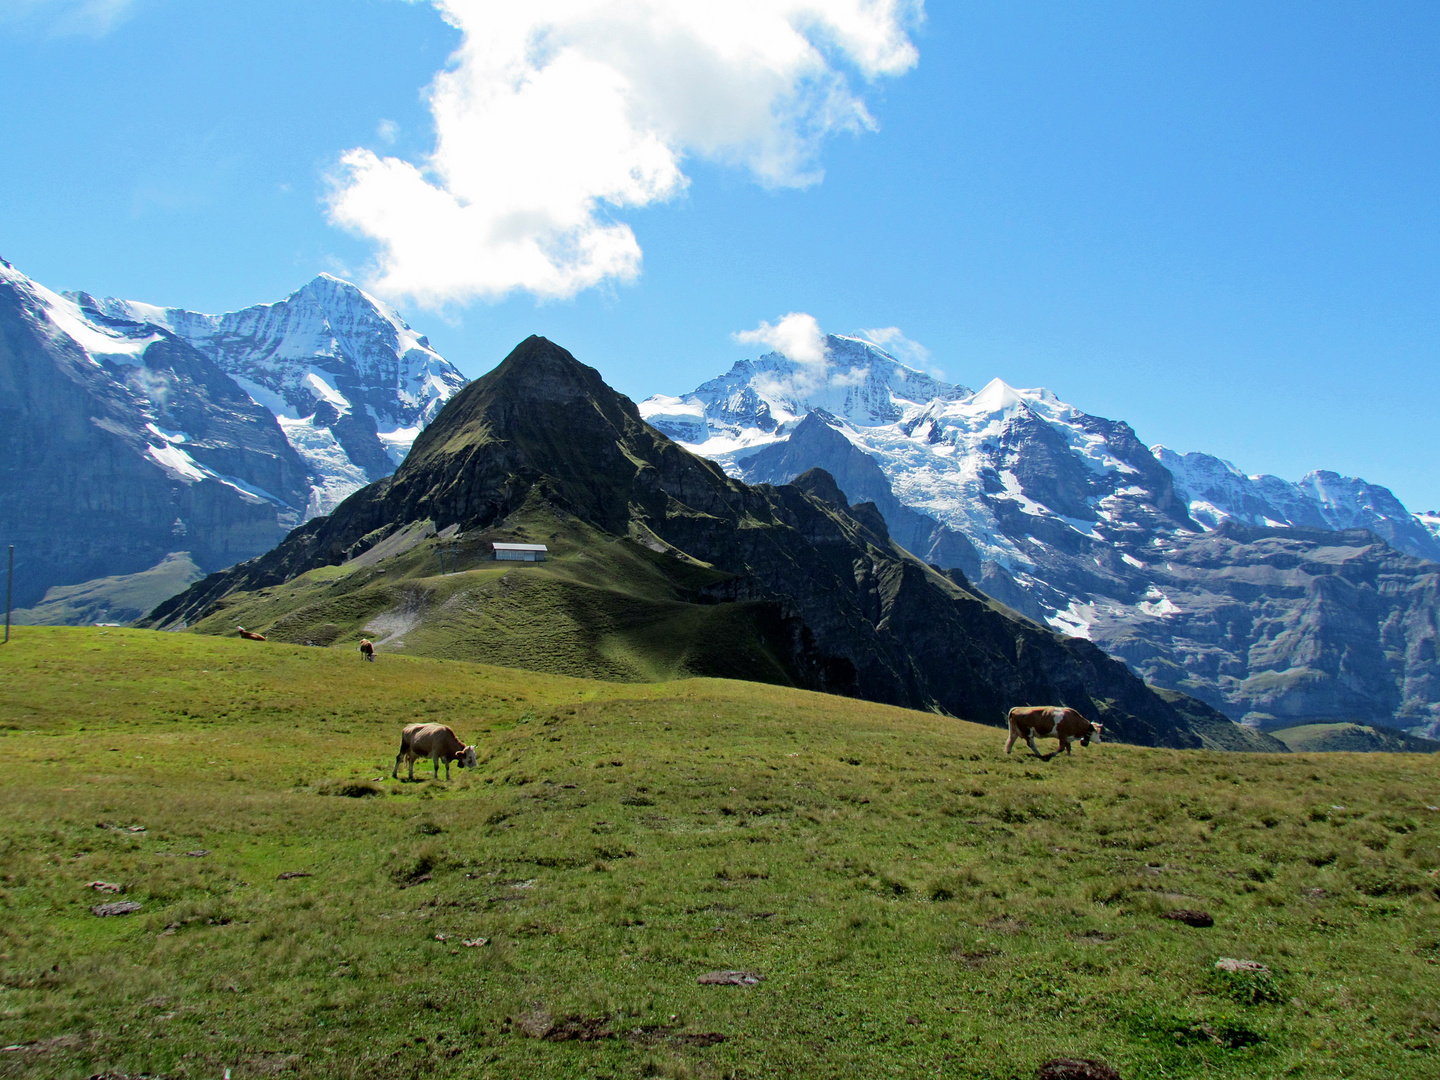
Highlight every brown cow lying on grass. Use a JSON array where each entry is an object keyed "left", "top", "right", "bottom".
[
  {"left": 1005, "top": 706, "right": 1102, "bottom": 759},
  {"left": 393, "top": 722, "right": 478, "bottom": 781}
]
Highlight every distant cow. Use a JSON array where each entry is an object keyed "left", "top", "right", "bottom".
[
  {"left": 393, "top": 723, "right": 477, "bottom": 781},
  {"left": 237, "top": 627, "right": 267, "bottom": 641},
  {"left": 1005, "top": 706, "right": 1102, "bottom": 759},
  {"left": 359, "top": 638, "right": 375, "bottom": 662}
]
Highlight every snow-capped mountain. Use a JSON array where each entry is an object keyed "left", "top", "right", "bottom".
[
  {"left": 0, "top": 259, "right": 466, "bottom": 622},
  {"left": 643, "top": 337, "right": 1440, "bottom": 738},
  {"left": 643, "top": 335, "right": 969, "bottom": 465},
  {"left": 88, "top": 274, "right": 466, "bottom": 517},
  {"left": 1154, "top": 446, "right": 1440, "bottom": 563},
  {"left": 0, "top": 258, "right": 311, "bottom": 614}
]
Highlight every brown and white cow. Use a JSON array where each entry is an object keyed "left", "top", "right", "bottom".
[
  {"left": 1004, "top": 706, "right": 1102, "bottom": 759},
  {"left": 393, "top": 722, "right": 478, "bottom": 781}
]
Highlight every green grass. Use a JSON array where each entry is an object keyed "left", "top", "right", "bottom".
[
  {"left": 2, "top": 628, "right": 1439, "bottom": 1079},
  {"left": 183, "top": 514, "right": 797, "bottom": 686}
]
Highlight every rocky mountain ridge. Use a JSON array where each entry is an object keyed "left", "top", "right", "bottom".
[
  {"left": 641, "top": 336, "right": 1440, "bottom": 738},
  {"left": 145, "top": 336, "right": 1278, "bottom": 752}
]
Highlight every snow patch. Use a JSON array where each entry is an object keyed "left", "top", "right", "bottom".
[
  {"left": 145, "top": 442, "right": 207, "bottom": 482},
  {"left": 231, "top": 375, "right": 298, "bottom": 419},
  {"left": 377, "top": 425, "right": 421, "bottom": 468},
  {"left": 15, "top": 274, "right": 163, "bottom": 363},
  {"left": 304, "top": 371, "right": 351, "bottom": 414},
  {"left": 1047, "top": 601, "right": 1093, "bottom": 639},
  {"left": 1138, "top": 587, "right": 1181, "bottom": 618},
  {"left": 145, "top": 423, "right": 187, "bottom": 444}
]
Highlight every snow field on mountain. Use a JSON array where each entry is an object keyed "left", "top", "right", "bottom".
[{"left": 95, "top": 272, "right": 468, "bottom": 519}]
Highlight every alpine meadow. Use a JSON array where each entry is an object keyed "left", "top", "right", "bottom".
[
  {"left": 2, "top": 628, "right": 1439, "bottom": 1080},
  {"left": 4, "top": 3, "right": 1440, "bottom": 1079}
]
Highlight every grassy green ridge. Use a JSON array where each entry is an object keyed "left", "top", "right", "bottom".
[
  {"left": 10, "top": 552, "right": 203, "bottom": 627},
  {"left": 2, "top": 628, "right": 1438, "bottom": 1079},
  {"left": 182, "top": 510, "right": 799, "bottom": 686},
  {"left": 1272, "top": 723, "right": 1440, "bottom": 755}
]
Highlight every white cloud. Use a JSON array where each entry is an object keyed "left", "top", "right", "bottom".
[
  {"left": 736, "top": 311, "right": 834, "bottom": 398},
  {"left": 376, "top": 119, "right": 400, "bottom": 144},
  {"left": 735, "top": 312, "right": 829, "bottom": 366},
  {"left": 856, "top": 325, "right": 942, "bottom": 377},
  {"left": 1, "top": 0, "right": 139, "bottom": 36},
  {"left": 328, "top": 0, "right": 923, "bottom": 306}
]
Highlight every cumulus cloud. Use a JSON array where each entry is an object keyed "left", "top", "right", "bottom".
[
  {"left": 328, "top": 0, "right": 923, "bottom": 306},
  {"left": 735, "top": 311, "right": 837, "bottom": 399},
  {"left": 856, "top": 325, "right": 942, "bottom": 377},
  {"left": 735, "top": 311, "right": 829, "bottom": 366},
  {"left": 1, "top": 0, "right": 139, "bottom": 35}
]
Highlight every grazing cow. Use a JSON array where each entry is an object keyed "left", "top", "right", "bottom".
[
  {"left": 393, "top": 722, "right": 477, "bottom": 781},
  {"left": 359, "top": 638, "right": 375, "bottom": 662},
  {"left": 237, "top": 627, "right": 267, "bottom": 641},
  {"left": 1005, "top": 706, "right": 1102, "bottom": 759}
]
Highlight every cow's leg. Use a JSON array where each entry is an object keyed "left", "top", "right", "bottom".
[
  {"left": 1059, "top": 736, "right": 1072, "bottom": 756},
  {"left": 1005, "top": 723, "right": 1019, "bottom": 754},
  {"left": 393, "top": 749, "right": 403, "bottom": 779},
  {"left": 407, "top": 755, "right": 416, "bottom": 780},
  {"left": 1026, "top": 731, "right": 1042, "bottom": 757}
]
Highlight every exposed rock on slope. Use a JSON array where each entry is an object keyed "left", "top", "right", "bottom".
[{"left": 146, "top": 336, "right": 1247, "bottom": 750}]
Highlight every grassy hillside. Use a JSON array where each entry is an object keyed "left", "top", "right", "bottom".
[
  {"left": 1272, "top": 723, "right": 1440, "bottom": 755},
  {"left": 180, "top": 512, "right": 799, "bottom": 686},
  {"left": 1, "top": 628, "right": 1438, "bottom": 1080}
]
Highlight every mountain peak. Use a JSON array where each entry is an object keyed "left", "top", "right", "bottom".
[
  {"left": 969, "top": 377, "right": 1026, "bottom": 413},
  {"left": 487, "top": 335, "right": 612, "bottom": 403}
]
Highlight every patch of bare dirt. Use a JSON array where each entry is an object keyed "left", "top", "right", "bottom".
[
  {"left": 1037, "top": 1057, "right": 1122, "bottom": 1080},
  {"left": 1160, "top": 909, "right": 1213, "bottom": 928},
  {"left": 507, "top": 1010, "right": 616, "bottom": 1041}
]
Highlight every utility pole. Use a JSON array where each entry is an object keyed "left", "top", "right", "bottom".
[{"left": 4, "top": 546, "right": 12, "bottom": 644}]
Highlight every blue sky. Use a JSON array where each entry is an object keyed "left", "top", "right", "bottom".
[{"left": 2, "top": 0, "right": 1437, "bottom": 511}]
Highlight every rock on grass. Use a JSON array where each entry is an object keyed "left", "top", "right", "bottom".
[
  {"left": 698, "top": 970, "right": 762, "bottom": 986},
  {"left": 91, "top": 901, "right": 142, "bottom": 917}
]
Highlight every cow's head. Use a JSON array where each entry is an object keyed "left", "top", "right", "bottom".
[
  {"left": 455, "top": 745, "right": 478, "bottom": 769},
  {"left": 1082, "top": 722, "right": 1103, "bottom": 746}
]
